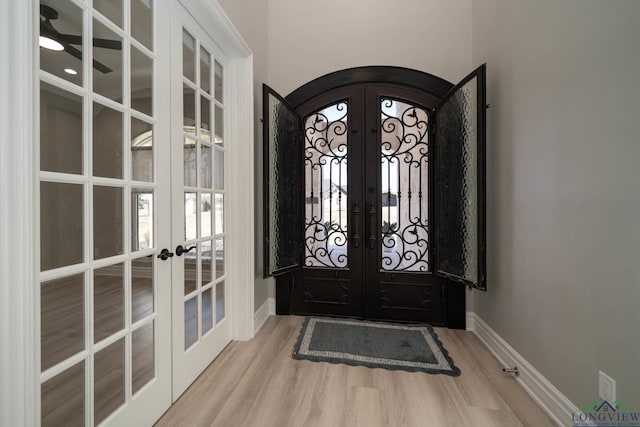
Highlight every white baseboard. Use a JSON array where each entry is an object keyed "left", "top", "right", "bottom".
[
  {"left": 466, "top": 312, "right": 579, "bottom": 427},
  {"left": 254, "top": 297, "right": 276, "bottom": 334}
]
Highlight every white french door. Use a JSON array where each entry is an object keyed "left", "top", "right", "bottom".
[
  {"left": 169, "top": 2, "right": 232, "bottom": 400},
  {"left": 35, "top": 0, "right": 241, "bottom": 425},
  {"left": 37, "top": 0, "right": 172, "bottom": 425}
]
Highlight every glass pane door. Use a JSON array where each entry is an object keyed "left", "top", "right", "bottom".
[
  {"left": 170, "top": 6, "right": 231, "bottom": 400},
  {"left": 38, "top": 0, "right": 172, "bottom": 425}
]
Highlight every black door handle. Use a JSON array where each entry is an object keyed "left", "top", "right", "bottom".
[
  {"left": 352, "top": 202, "right": 361, "bottom": 248},
  {"left": 157, "top": 248, "right": 174, "bottom": 260},
  {"left": 175, "top": 245, "right": 196, "bottom": 256},
  {"left": 367, "top": 202, "right": 377, "bottom": 249}
]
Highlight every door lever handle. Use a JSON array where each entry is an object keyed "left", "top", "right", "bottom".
[
  {"left": 157, "top": 248, "right": 174, "bottom": 260},
  {"left": 352, "top": 202, "right": 361, "bottom": 248},
  {"left": 175, "top": 245, "right": 196, "bottom": 256},
  {"left": 367, "top": 202, "right": 376, "bottom": 249}
]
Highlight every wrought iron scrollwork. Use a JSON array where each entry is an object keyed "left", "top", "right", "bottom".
[
  {"left": 304, "top": 101, "right": 349, "bottom": 268},
  {"left": 380, "top": 98, "right": 430, "bottom": 272}
]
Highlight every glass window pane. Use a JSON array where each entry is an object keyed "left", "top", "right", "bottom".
[
  {"left": 183, "top": 84, "right": 196, "bottom": 138},
  {"left": 93, "top": 102, "right": 123, "bottom": 178},
  {"left": 200, "top": 96, "right": 211, "bottom": 142},
  {"left": 216, "top": 280, "right": 225, "bottom": 324},
  {"left": 201, "top": 145, "right": 212, "bottom": 188},
  {"left": 202, "top": 288, "right": 212, "bottom": 335},
  {"left": 92, "top": 19, "right": 123, "bottom": 102},
  {"left": 201, "top": 193, "right": 212, "bottom": 237},
  {"left": 41, "top": 361, "right": 85, "bottom": 427},
  {"left": 184, "top": 253, "right": 197, "bottom": 296},
  {"left": 132, "top": 322, "right": 154, "bottom": 395},
  {"left": 94, "top": 186, "right": 123, "bottom": 259},
  {"left": 184, "top": 137, "right": 197, "bottom": 187},
  {"left": 94, "top": 338, "right": 125, "bottom": 424},
  {"left": 132, "top": 257, "right": 154, "bottom": 322},
  {"left": 435, "top": 77, "right": 480, "bottom": 284},
  {"left": 40, "top": 0, "right": 83, "bottom": 86},
  {"left": 200, "top": 47, "right": 211, "bottom": 94},
  {"left": 184, "top": 192, "right": 197, "bottom": 241},
  {"left": 214, "top": 148, "right": 224, "bottom": 190},
  {"left": 40, "top": 82, "right": 83, "bottom": 174},
  {"left": 214, "top": 106, "right": 223, "bottom": 145},
  {"left": 380, "top": 99, "right": 430, "bottom": 272},
  {"left": 214, "top": 193, "right": 224, "bottom": 234},
  {"left": 201, "top": 240, "right": 212, "bottom": 286},
  {"left": 132, "top": 190, "right": 153, "bottom": 251},
  {"left": 215, "top": 238, "right": 224, "bottom": 279},
  {"left": 182, "top": 29, "right": 195, "bottom": 82},
  {"left": 184, "top": 297, "right": 198, "bottom": 349},
  {"left": 41, "top": 273, "right": 84, "bottom": 371},
  {"left": 40, "top": 182, "right": 83, "bottom": 271},
  {"left": 94, "top": 263, "right": 124, "bottom": 343},
  {"left": 93, "top": 0, "right": 123, "bottom": 28},
  {"left": 131, "top": 47, "right": 153, "bottom": 116},
  {"left": 303, "top": 102, "right": 349, "bottom": 268},
  {"left": 131, "top": 118, "right": 153, "bottom": 182},
  {"left": 131, "top": 0, "right": 153, "bottom": 50},
  {"left": 214, "top": 60, "right": 223, "bottom": 102}
]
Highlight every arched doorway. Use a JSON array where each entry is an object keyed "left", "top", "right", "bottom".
[{"left": 264, "top": 66, "right": 486, "bottom": 328}]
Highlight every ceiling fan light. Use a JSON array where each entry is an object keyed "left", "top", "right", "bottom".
[{"left": 39, "top": 35, "right": 64, "bottom": 51}]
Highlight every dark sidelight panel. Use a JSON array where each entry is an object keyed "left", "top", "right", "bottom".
[
  {"left": 434, "top": 64, "right": 486, "bottom": 290},
  {"left": 263, "top": 85, "right": 303, "bottom": 276}
]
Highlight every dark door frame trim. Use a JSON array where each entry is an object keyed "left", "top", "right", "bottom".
[
  {"left": 285, "top": 66, "right": 454, "bottom": 108},
  {"left": 276, "top": 66, "right": 467, "bottom": 329}
]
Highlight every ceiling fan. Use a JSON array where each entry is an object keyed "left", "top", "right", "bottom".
[{"left": 40, "top": 4, "right": 122, "bottom": 74}]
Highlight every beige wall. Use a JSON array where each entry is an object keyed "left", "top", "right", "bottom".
[
  {"left": 267, "top": 0, "right": 472, "bottom": 95},
  {"left": 218, "top": 0, "right": 272, "bottom": 308},
  {"left": 472, "top": 0, "right": 640, "bottom": 407}
]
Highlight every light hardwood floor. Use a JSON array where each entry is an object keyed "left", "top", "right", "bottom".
[{"left": 156, "top": 315, "right": 556, "bottom": 427}]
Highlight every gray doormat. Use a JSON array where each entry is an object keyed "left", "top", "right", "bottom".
[{"left": 292, "top": 317, "right": 460, "bottom": 376}]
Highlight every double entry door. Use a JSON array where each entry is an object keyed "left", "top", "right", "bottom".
[
  {"left": 37, "top": 1, "right": 229, "bottom": 425},
  {"left": 264, "top": 66, "right": 486, "bottom": 325}
]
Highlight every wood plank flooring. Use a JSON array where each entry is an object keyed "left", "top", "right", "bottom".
[{"left": 156, "top": 316, "right": 556, "bottom": 427}]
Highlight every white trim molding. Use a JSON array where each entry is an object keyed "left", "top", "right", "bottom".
[
  {"left": 467, "top": 312, "right": 579, "bottom": 427},
  {"left": 254, "top": 297, "right": 276, "bottom": 335},
  {"left": 0, "top": 1, "right": 36, "bottom": 426}
]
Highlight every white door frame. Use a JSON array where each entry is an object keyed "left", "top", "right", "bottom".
[
  {"left": 0, "top": 0, "right": 254, "bottom": 424},
  {"left": 0, "top": 1, "right": 37, "bottom": 426}
]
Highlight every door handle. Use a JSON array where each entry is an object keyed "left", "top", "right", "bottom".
[
  {"left": 367, "top": 202, "right": 376, "bottom": 249},
  {"left": 157, "top": 248, "right": 174, "bottom": 260},
  {"left": 175, "top": 245, "right": 196, "bottom": 256},
  {"left": 352, "top": 202, "right": 361, "bottom": 248}
]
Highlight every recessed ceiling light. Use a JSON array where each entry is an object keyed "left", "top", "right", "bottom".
[
  {"left": 39, "top": 36, "right": 64, "bottom": 51},
  {"left": 64, "top": 68, "right": 78, "bottom": 75}
]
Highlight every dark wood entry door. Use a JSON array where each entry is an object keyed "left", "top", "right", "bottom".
[
  {"left": 291, "top": 84, "right": 444, "bottom": 323},
  {"left": 264, "top": 65, "right": 486, "bottom": 326}
]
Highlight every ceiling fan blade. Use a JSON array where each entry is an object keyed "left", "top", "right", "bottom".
[
  {"left": 92, "top": 38, "right": 122, "bottom": 50},
  {"left": 58, "top": 33, "right": 122, "bottom": 50},
  {"left": 57, "top": 33, "right": 82, "bottom": 45},
  {"left": 63, "top": 43, "right": 113, "bottom": 74}
]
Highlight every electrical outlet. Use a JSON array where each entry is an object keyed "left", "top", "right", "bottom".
[{"left": 598, "top": 370, "right": 616, "bottom": 402}]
